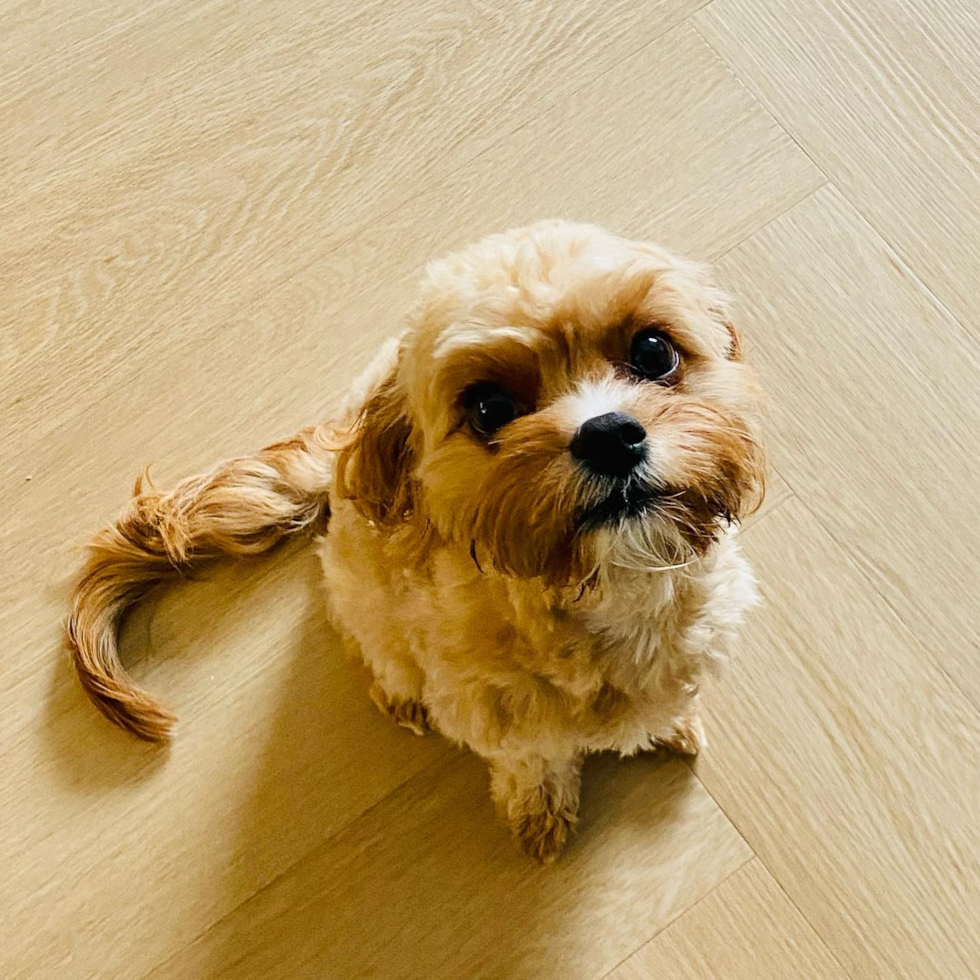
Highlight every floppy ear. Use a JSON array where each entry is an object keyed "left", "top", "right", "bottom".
[
  {"left": 335, "top": 361, "right": 416, "bottom": 525},
  {"left": 722, "top": 319, "right": 743, "bottom": 360},
  {"left": 686, "top": 260, "right": 742, "bottom": 361},
  {"left": 703, "top": 286, "right": 742, "bottom": 360}
]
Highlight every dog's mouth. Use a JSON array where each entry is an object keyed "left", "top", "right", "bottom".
[{"left": 578, "top": 479, "right": 661, "bottom": 529}]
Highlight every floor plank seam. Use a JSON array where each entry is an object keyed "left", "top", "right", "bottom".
[
  {"left": 133, "top": 751, "right": 453, "bottom": 980},
  {"left": 691, "top": 16, "right": 980, "bottom": 352},
  {"left": 729, "top": 187, "right": 980, "bottom": 722},
  {"left": 683, "top": 762, "right": 858, "bottom": 980},
  {"left": 690, "top": 19, "right": 832, "bottom": 183},
  {"left": 593, "top": 853, "right": 756, "bottom": 980},
  {"left": 819, "top": 183, "right": 980, "bottom": 354},
  {"left": 768, "top": 470, "right": 980, "bottom": 723},
  {"left": 713, "top": 180, "right": 829, "bottom": 264}
]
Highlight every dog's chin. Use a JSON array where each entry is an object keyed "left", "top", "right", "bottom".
[
  {"left": 577, "top": 479, "right": 730, "bottom": 573},
  {"left": 578, "top": 480, "right": 661, "bottom": 530}
]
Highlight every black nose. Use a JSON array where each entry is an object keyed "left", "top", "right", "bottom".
[{"left": 570, "top": 412, "right": 647, "bottom": 477}]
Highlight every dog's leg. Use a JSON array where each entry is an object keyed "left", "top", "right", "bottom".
[
  {"left": 650, "top": 699, "right": 706, "bottom": 757},
  {"left": 489, "top": 751, "right": 582, "bottom": 863},
  {"left": 367, "top": 660, "right": 429, "bottom": 736}
]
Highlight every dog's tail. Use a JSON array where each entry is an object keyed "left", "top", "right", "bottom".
[{"left": 67, "top": 426, "right": 334, "bottom": 742}]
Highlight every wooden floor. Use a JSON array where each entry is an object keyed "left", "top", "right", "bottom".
[{"left": 3, "top": 2, "right": 979, "bottom": 977}]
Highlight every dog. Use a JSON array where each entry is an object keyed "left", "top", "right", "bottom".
[{"left": 68, "top": 221, "right": 765, "bottom": 862}]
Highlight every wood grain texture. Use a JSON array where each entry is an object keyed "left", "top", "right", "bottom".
[
  {"left": 0, "top": 0, "right": 714, "bottom": 456},
  {"left": 6, "top": 0, "right": 980, "bottom": 977},
  {"left": 696, "top": 0, "right": 980, "bottom": 333},
  {"left": 145, "top": 754, "right": 750, "bottom": 980},
  {"left": 717, "top": 185, "right": 980, "bottom": 708},
  {"left": 609, "top": 860, "right": 846, "bottom": 980},
  {"left": 696, "top": 496, "right": 980, "bottom": 979}
]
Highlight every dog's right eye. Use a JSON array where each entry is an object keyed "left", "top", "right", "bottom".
[
  {"left": 630, "top": 328, "right": 679, "bottom": 382},
  {"left": 463, "top": 383, "right": 519, "bottom": 438}
]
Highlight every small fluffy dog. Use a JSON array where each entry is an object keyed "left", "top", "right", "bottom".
[{"left": 69, "top": 221, "right": 764, "bottom": 862}]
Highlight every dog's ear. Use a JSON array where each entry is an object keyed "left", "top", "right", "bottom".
[
  {"left": 704, "top": 296, "right": 742, "bottom": 360},
  {"left": 688, "top": 262, "right": 742, "bottom": 361},
  {"left": 335, "top": 358, "right": 416, "bottom": 525},
  {"left": 722, "top": 319, "right": 743, "bottom": 360},
  {"left": 702, "top": 285, "right": 742, "bottom": 361}
]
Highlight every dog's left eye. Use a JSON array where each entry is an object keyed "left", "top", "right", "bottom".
[
  {"left": 463, "top": 383, "right": 519, "bottom": 438},
  {"left": 630, "top": 329, "right": 679, "bottom": 381}
]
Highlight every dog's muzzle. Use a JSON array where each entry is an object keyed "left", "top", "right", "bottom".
[{"left": 571, "top": 412, "right": 660, "bottom": 527}]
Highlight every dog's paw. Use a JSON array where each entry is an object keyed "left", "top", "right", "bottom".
[
  {"left": 511, "top": 793, "right": 577, "bottom": 864},
  {"left": 651, "top": 713, "right": 707, "bottom": 757},
  {"left": 369, "top": 682, "right": 430, "bottom": 736}
]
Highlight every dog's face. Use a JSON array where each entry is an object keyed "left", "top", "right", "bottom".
[{"left": 337, "top": 221, "right": 764, "bottom": 585}]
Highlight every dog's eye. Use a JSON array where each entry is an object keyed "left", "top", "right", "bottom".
[
  {"left": 463, "top": 383, "right": 519, "bottom": 438},
  {"left": 630, "top": 329, "right": 678, "bottom": 381}
]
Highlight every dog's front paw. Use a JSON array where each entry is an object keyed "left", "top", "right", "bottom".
[
  {"left": 491, "top": 755, "right": 582, "bottom": 863},
  {"left": 509, "top": 787, "right": 578, "bottom": 864},
  {"left": 369, "top": 681, "right": 430, "bottom": 736},
  {"left": 652, "top": 713, "right": 707, "bottom": 757}
]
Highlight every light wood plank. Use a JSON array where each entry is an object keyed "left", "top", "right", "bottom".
[
  {"left": 716, "top": 184, "right": 980, "bottom": 707},
  {"left": 0, "top": 0, "right": 176, "bottom": 95},
  {"left": 696, "top": 0, "right": 980, "bottom": 333},
  {"left": 696, "top": 496, "right": 980, "bottom": 979},
  {"left": 7, "top": 1, "right": 980, "bottom": 977},
  {"left": 0, "top": 0, "right": 714, "bottom": 455},
  {"left": 609, "top": 860, "right": 846, "bottom": 980},
  {"left": 705, "top": 185, "right": 980, "bottom": 973},
  {"left": 145, "top": 754, "right": 751, "bottom": 980}
]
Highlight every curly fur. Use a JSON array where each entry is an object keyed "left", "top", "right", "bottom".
[{"left": 68, "top": 221, "right": 765, "bottom": 861}]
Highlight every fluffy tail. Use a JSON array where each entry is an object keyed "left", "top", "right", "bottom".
[{"left": 67, "top": 425, "right": 334, "bottom": 742}]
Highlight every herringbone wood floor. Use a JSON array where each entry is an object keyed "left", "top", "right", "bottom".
[{"left": 3, "top": 2, "right": 979, "bottom": 977}]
